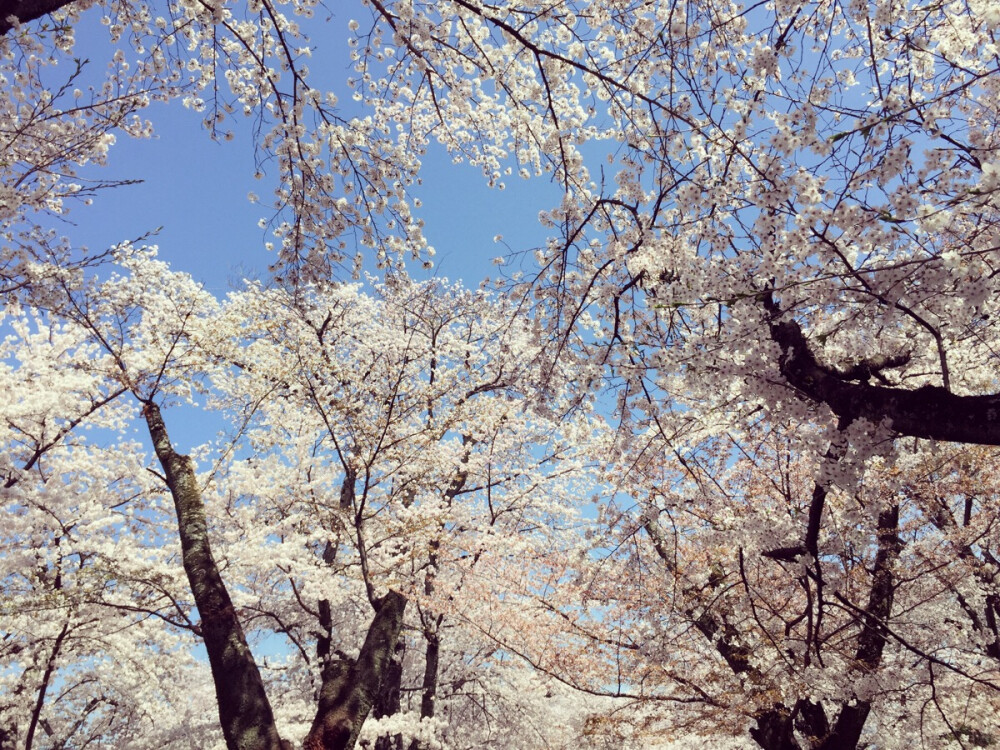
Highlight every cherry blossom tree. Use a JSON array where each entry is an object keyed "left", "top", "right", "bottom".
[
  {"left": 5, "top": 0, "right": 1000, "bottom": 444},
  {"left": 486, "top": 412, "right": 1000, "bottom": 749},
  {"left": 1, "top": 250, "right": 608, "bottom": 750},
  {"left": 199, "top": 269, "right": 601, "bottom": 748},
  {"left": 0, "top": 293, "right": 222, "bottom": 748},
  {"left": 336, "top": 5, "right": 1000, "bottom": 743},
  {"left": 343, "top": 0, "right": 1000, "bottom": 448},
  {"left": 6, "top": 0, "right": 1000, "bottom": 748}
]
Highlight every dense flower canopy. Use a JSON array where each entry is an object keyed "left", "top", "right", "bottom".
[{"left": 2, "top": 0, "right": 1000, "bottom": 748}]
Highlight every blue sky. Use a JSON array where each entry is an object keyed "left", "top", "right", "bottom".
[
  {"left": 36, "top": 5, "right": 575, "bottom": 457},
  {"left": 63, "top": 7, "right": 565, "bottom": 295}
]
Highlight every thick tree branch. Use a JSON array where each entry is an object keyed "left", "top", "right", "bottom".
[
  {"left": 304, "top": 591, "right": 407, "bottom": 750},
  {"left": 764, "top": 294, "right": 1000, "bottom": 445},
  {"left": 0, "top": 0, "right": 78, "bottom": 35},
  {"left": 23, "top": 621, "right": 69, "bottom": 750},
  {"left": 372, "top": 642, "right": 405, "bottom": 750},
  {"left": 817, "top": 505, "right": 901, "bottom": 750}
]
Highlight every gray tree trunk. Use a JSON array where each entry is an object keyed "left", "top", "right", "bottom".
[{"left": 143, "top": 402, "right": 288, "bottom": 750}]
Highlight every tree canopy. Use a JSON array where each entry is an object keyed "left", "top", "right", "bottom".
[{"left": 3, "top": 0, "right": 1000, "bottom": 748}]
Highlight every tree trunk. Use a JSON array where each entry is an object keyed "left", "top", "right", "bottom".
[
  {"left": 142, "top": 402, "right": 287, "bottom": 750},
  {"left": 749, "top": 707, "right": 801, "bottom": 750},
  {"left": 372, "top": 642, "right": 405, "bottom": 750},
  {"left": 304, "top": 591, "right": 407, "bottom": 750},
  {"left": 749, "top": 699, "right": 833, "bottom": 750},
  {"left": 406, "top": 621, "right": 441, "bottom": 750},
  {"left": 817, "top": 505, "right": 900, "bottom": 750},
  {"left": 648, "top": 493, "right": 902, "bottom": 750},
  {"left": 418, "top": 628, "right": 440, "bottom": 721},
  {"left": 24, "top": 621, "right": 68, "bottom": 750}
]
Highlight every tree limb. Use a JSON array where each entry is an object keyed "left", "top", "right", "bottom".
[
  {"left": 763, "top": 293, "right": 1000, "bottom": 445},
  {"left": 0, "top": 0, "right": 78, "bottom": 35}
]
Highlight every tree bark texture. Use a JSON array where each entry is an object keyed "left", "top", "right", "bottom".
[
  {"left": 373, "top": 642, "right": 405, "bottom": 750},
  {"left": 404, "top": 623, "right": 441, "bottom": 750},
  {"left": 143, "top": 402, "right": 287, "bottom": 750},
  {"left": 418, "top": 628, "right": 440, "bottom": 721},
  {"left": 304, "top": 591, "right": 407, "bottom": 750}
]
